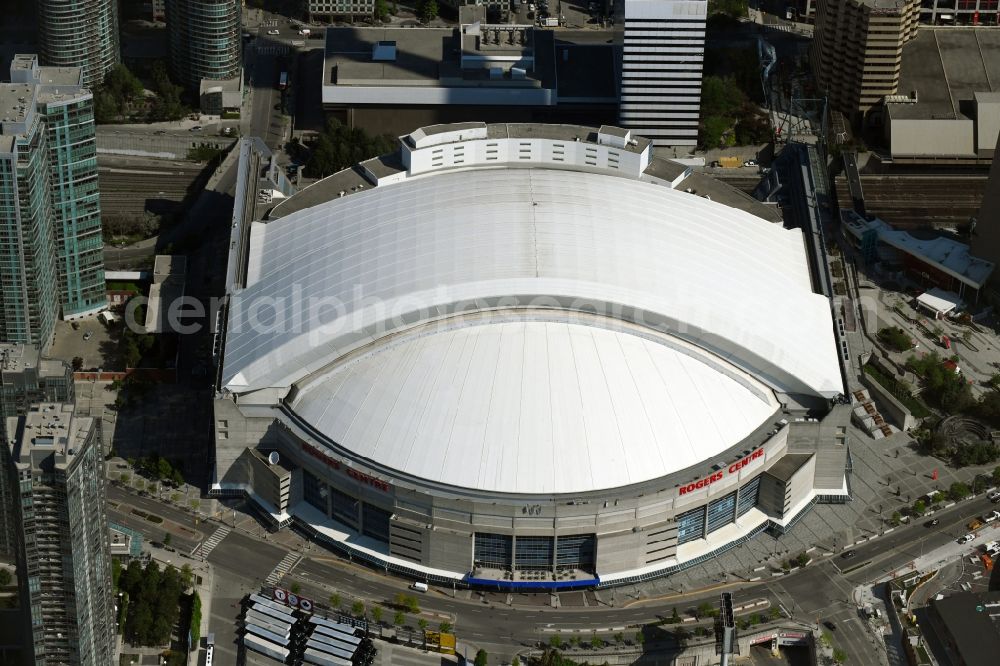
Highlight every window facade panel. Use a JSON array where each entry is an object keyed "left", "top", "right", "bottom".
[
  {"left": 555, "top": 534, "right": 596, "bottom": 572},
  {"left": 361, "top": 502, "right": 391, "bottom": 543},
  {"left": 514, "top": 536, "right": 553, "bottom": 570},
  {"left": 676, "top": 505, "right": 706, "bottom": 544},
  {"left": 330, "top": 486, "right": 359, "bottom": 528},
  {"left": 474, "top": 532, "right": 513, "bottom": 569},
  {"left": 736, "top": 475, "right": 762, "bottom": 518},
  {"left": 706, "top": 491, "right": 737, "bottom": 534},
  {"left": 302, "top": 469, "right": 326, "bottom": 514}
]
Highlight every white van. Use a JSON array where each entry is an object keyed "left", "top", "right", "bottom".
[{"left": 411, "top": 581, "right": 428, "bottom": 593}]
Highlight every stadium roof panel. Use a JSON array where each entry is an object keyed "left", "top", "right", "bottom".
[
  {"left": 291, "top": 318, "right": 779, "bottom": 494},
  {"left": 223, "top": 168, "right": 842, "bottom": 401}
]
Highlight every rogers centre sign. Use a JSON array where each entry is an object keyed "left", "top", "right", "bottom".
[
  {"left": 302, "top": 443, "right": 391, "bottom": 492},
  {"left": 678, "top": 448, "right": 764, "bottom": 495}
]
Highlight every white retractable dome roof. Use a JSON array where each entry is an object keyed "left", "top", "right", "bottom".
[{"left": 223, "top": 168, "right": 841, "bottom": 402}]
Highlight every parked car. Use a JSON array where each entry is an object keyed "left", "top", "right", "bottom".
[
  {"left": 267, "top": 29, "right": 280, "bottom": 35},
  {"left": 988, "top": 490, "right": 1000, "bottom": 502},
  {"left": 841, "top": 550, "right": 857, "bottom": 559},
  {"left": 959, "top": 533, "right": 975, "bottom": 544},
  {"left": 82, "top": 331, "right": 92, "bottom": 341},
  {"left": 189, "top": 125, "right": 202, "bottom": 132},
  {"left": 743, "top": 159, "right": 758, "bottom": 167},
  {"left": 924, "top": 519, "right": 940, "bottom": 527},
  {"left": 984, "top": 510, "right": 1000, "bottom": 523}
]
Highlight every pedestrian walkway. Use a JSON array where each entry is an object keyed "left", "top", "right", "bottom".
[
  {"left": 265, "top": 552, "right": 301, "bottom": 586},
  {"left": 193, "top": 525, "right": 231, "bottom": 558}
]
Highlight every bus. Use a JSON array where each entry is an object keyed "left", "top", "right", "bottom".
[
  {"left": 302, "top": 647, "right": 352, "bottom": 666},
  {"left": 245, "top": 610, "right": 291, "bottom": 638},
  {"left": 309, "top": 631, "right": 357, "bottom": 654},
  {"left": 249, "top": 601, "right": 295, "bottom": 625},
  {"left": 278, "top": 71, "right": 288, "bottom": 90},
  {"left": 244, "top": 622, "right": 291, "bottom": 648},
  {"left": 307, "top": 616, "right": 358, "bottom": 636},
  {"left": 305, "top": 638, "right": 354, "bottom": 661},
  {"left": 311, "top": 624, "right": 361, "bottom": 646},
  {"left": 243, "top": 632, "right": 289, "bottom": 661}
]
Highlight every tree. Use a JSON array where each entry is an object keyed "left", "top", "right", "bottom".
[
  {"left": 511, "top": 657, "right": 520, "bottom": 666},
  {"left": 351, "top": 600, "right": 365, "bottom": 617},
  {"left": 833, "top": 647, "right": 848, "bottom": 663},
  {"left": 418, "top": 618, "right": 428, "bottom": 632},
  {"left": 948, "top": 481, "right": 971, "bottom": 501},
  {"left": 374, "top": 0, "right": 390, "bottom": 20},
  {"left": 890, "top": 511, "right": 902, "bottom": 526},
  {"left": 163, "top": 532, "right": 172, "bottom": 547},
  {"left": 180, "top": 564, "right": 193, "bottom": 588},
  {"left": 671, "top": 606, "right": 680, "bottom": 623},
  {"left": 156, "top": 457, "right": 173, "bottom": 481},
  {"left": 769, "top": 606, "right": 781, "bottom": 620},
  {"left": 878, "top": 326, "right": 913, "bottom": 352},
  {"left": 418, "top": 0, "right": 438, "bottom": 22},
  {"left": 550, "top": 634, "right": 563, "bottom": 649},
  {"left": 120, "top": 472, "right": 131, "bottom": 484},
  {"left": 635, "top": 630, "right": 645, "bottom": 646},
  {"left": 72, "top": 356, "right": 84, "bottom": 371},
  {"left": 696, "top": 601, "right": 714, "bottom": 618},
  {"left": 330, "top": 593, "right": 342, "bottom": 609},
  {"left": 290, "top": 582, "right": 302, "bottom": 594},
  {"left": 439, "top": 621, "right": 453, "bottom": 633},
  {"left": 371, "top": 605, "right": 383, "bottom": 624},
  {"left": 403, "top": 595, "right": 420, "bottom": 614},
  {"left": 614, "top": 632, "right": 625, "bottom": 646},
  {"left": 591, "top": 634, "right": 604, "bottom": 649},
  {"left": 394, "top": 610, "right": 405, "bottom": 627},
  {"left": 474, "top": 649, "right": 489, "bottom": 666},
  {"left": 913, "top": 499, "right": 927, "bottom": 515}
]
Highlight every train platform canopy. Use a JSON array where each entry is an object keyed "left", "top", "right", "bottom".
[{"left": 916, "top": 288, "right": 963, "bottom": 318}]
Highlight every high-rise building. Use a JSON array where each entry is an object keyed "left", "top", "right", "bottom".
[
  {"left": 165, "top": 0, "right": 242, "bottom": 94},
  {"left": 812, "top": 0, "right": 919, "bottom": 121},
  {"left": 0, "top": 83, "right": 60, "bottom": 349},
  {"left": 36, "top": 0, "right": 120, "bottom": 89},
  {"left": 10, "top": 55, "right": 108, "bottom": 319},
  {"left": 973, "top": 131, "right": 1000, "bottom": 294},
  {"left": 618, "top": 0, "right": 707, "bottom": 148},
  {"left": 1, "top": 403, "right": 114, "bottom": 665},
  {"left": 0, "top": 345, "right": 73, "bottom": 557},
  {"left": 1, "top": 56, "right": 108, "bottom": 333}
]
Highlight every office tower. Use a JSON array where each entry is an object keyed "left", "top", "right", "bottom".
[
  {"left": 165, "top": 0, "right": 243, "bottom": 94},
  {"left": 10, "top": 55, "right": 108, "bottom": 319},
  {"left": 619, "top": 0, "right": 707, "bottom": 148},
  {"left": 812, "top": 0, "right": 919, "bottom": 121},
  {"left": 972, "top": 132, "right": 1000, "bottom": 293},
  {"left": 0, "top": 83, "right": 60, "bottom": 349},
  {"left": 36, "top": 0, "right": 120, "bottom": 89},
  {"left": 1, "top": 403, "right": 114, "bottom": 665}
]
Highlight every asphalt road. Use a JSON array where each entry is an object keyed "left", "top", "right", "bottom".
[{"left": 114, "top": 478, "right": 1000, "bottom": 664}]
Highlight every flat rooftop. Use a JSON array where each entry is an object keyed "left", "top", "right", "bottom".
[
  {"left": 0, "top": 83, "right": 35, "bottom": 126},
  {"left": 0, "top": 343, "right": 39, "bottom": 374},
  {"left": 36, "top": 66, "right": 83, "bottom": 87},
  {"left": 324, "top": 26, "right": 555, "bottom": 90},
  {"left": 555, "top": 43, "right": 618, "bottom": 101},
  {"left": 891, "top": 28, "right": 1000, "bottom": 121},
  {"left": 9, "top": 403, "right": 93, "bottom": 470}
]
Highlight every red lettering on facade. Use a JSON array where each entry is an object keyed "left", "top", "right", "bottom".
[
  {"left": 301, "top": 443, "right": 390, "bottom": 492},
  {"left": 679, "top": 448, "right": 764, "bottom": 495}
]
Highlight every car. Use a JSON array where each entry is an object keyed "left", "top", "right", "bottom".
[
  {"left": 222, "top": 127, "right": 233, "bottom": 136},
  {"left": 841, "top": 550, "right": 857, "bottom": 559},
  {"left": 267, "top": 29, "right": 280, "bottom": 35},
  {"left": 823, "top": 620, "right": 837, "bottom": 631},
  {"left": 959, "top": 533, "right": 975, "bottom": 544},
  {"left": 154, "top": 130, "right": 166, "bottom": 135},
  {"left": 71, "top": 321, "right": 80, "bottom": 330},
  {"left": 924, "top": 518, "right": 940, "bottom": 527},
  {"left": 710, "top": 160, "right": 721, "bottom": 168},
  {"left": 743, "top": 159, "right": 758, "bottom": 167},
  {"left": 985, "top": 510, "right": 1000, "bottom": 523},
  {"left": 189, "top": 125, "right": 202, "bottom": 131},
  {"left": 83, "top": 331, "right": 92, "bottom": 341},
  {"left": 528, "top": 2, "right": 536, "bottom": 9},
  {"left": 988, "top": 490, "right": 1000, "bottom": 501}
]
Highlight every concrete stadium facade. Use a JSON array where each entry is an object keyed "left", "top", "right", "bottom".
[{"left": 213, "top": 123, "right": 851, "bottom": 588}]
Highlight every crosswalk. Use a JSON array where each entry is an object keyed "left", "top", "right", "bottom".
[
  {"left": 265, "top": 552, "right": 302, "bottom": 586},
  {"left": 192, "top": 525, "right": 231, "bottom": 558}
]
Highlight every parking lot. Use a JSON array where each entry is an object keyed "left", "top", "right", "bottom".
[{"left": 49, "top": 318, "right": 117, "bottom": 370}]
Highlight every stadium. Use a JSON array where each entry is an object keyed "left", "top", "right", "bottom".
[{"left": 213, "top": 123, "right": 852, "bottom": 588}]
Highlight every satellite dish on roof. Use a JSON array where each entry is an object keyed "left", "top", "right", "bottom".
[{"left": 268, "top": 451, "right": 280, "bottom": 466}]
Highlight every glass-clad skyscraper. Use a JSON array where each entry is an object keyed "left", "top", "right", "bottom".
[
  {"left": 5, "top": 55, "right": 108, "bottom": 321},
  {"left": 165, "top": 0, "right": 243, "bottom": 93},
  {"left": 37, "top": 0, "right": 120, "bottom": 88}
]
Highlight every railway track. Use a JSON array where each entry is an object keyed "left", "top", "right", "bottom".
[
  {"left": 833, "top": 174, "right": 987, "bottom": 228},
  {"left": 98, "top": 167, "right": 204, "bottom": 216}
]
